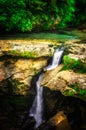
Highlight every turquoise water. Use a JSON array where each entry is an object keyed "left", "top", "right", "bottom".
[{"left": 0, "top": 32, "right": 78, "bottom": 40}]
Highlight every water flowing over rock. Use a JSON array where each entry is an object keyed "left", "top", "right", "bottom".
[
  {"left": 44, "top": 47, "right": 64, "bottom": 71},
  {"left": 29, "top": 73, "right": 44, "bottom": 128},
  {"left": 0, "top": 31, "right": 86, "bottom": 130},
  {"left": 29, "top": 47, "right": 64, "bottom": 128}
]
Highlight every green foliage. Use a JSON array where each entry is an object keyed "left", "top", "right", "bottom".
[
  {"left": 73, "top": 0, "right": 86, "bottom": 26},
  {"left": 63, "top": 89, "right": 74, "bottom": 96},
  {"left": 69, "top": 83, "right": 86, "bottom": 96},
  {"left": 19, "top": 51, "right": 38, "bottom": 58},
  {"left": 79, "top": 89, "right": 86, "bottom": 95},
  {"left": 9, "top": 50, "right": 38, "bottom": 58},
  {"left": 0, "top": 0, "right": 86, "bottom": 32},
  {"left": 62, "top": 55, "right": 86, "bottom": 73},
  {"left": 0, "top": 0, "right": 32, "bottom": 32},
  {"left": 63, "top": 82, "right": 86, "bottom": 97},
  {"left": 0, "top": 78, "right": 20, "bottom": 94},
  {"left": 57, "top": 0, "right": 75, "bottom": 27}
]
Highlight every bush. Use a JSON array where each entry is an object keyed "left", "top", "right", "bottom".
[
  {"left": 0, "top": 0, "right": 33, "bottom": 32},
  {"left": 62, "top": 55, "right": 86, "bottom": 73},
  {"left": 0, "top": 0, "right": 86, "bottom": 32},
  {"left": 63, "top": 82, "right": 86, "bottom": 97}
]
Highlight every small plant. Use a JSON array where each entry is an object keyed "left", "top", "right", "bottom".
[
  {"left": 69, "top": 83, "right": 86, "bottom": 96},
  {"left": 62, "top": 55, "right": 86, "bottom": 73},
  {"left": 63, "top": 82, "right": 86, "bottom": 97},
  {"left": 9, "top": 50, "right": 38, "bottom": 58},
  {"left": 79, "top": 89, "right": 86, "bottom": 96},
  {"left": 68, "top": 91, "right": 74, "bottom": 96},
  {"left": 63, "top": 89, "right": 75, "bottom": 96}
]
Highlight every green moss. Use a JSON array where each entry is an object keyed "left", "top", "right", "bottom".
[
  {"left": 63, "top": 82, "right": 86, "bottom": 98},
  {"left": 1, "top": 78, "right": 24, "bottom": 94},
  {"left": 11, "top": 79, "right": 21, "bottom": 88},
  {"left": 63, "top": 89, "right": 75, "bottom": 96},
  {"left": 9, "top": 50, "right": 38, "bottom": 58},
  {"left": 69, "top": 82, "right": 80, "bottom": 89},
  {"left": 68, "top": 91, "right": 75, "bottom": 96},
  {"left": 70, "top": 83, "right": 86, "bottom": 95},
  {"left": 62, "top": 55, "right": 86, "bottom": 73},
  {"left": 79, "top": 89, "right": 86, "bottom": 96}
]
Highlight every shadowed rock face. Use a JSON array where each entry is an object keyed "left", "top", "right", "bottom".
[
  {"left": 37, "top": 111, "right": 71, "bottom": 130},
  {"left": 21, "top": 88, "right": 86, "bottom": 130},
  {"left": 0, "top": 83, "right": 86, "bottom": 130}
]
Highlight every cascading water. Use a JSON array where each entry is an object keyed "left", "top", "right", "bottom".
[
  {"left": 45, "top": 47, "right": 64, "bottom": 71},
  {"left": 29, "top": 73, "right": 44, "bottom": 128},
  {"left": 29, "top": 47, "right": 64, "bottom": 128}
]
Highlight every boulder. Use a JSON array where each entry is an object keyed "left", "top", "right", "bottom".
[{"left": 37, "top": 111, "right": 71, "bottom": 130}]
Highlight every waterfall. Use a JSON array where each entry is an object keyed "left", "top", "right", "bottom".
[
  {"left": 45, "top": 47, "right": 64, "bottom": 71},
  {"left": 29, "top": 73, "right": 44, "bottom": 128},
  {"left": 29, "top": 47, "right": 64, "bottom": 128}
]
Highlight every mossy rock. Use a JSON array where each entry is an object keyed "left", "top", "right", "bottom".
[
  {"left": 63, "top": 82, "right": 86, "bottom": 101},
  {"left": 62, "top": 55, "right": 86, "bottom": 73},
  {"left": 8, "top": 50, "right": 39, "bottom": 58},
  {"left": 0, "top": 78, "right": 30, "bottom": 95}
]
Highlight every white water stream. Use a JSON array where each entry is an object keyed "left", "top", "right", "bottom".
[
  {"left": 29, "top": 47, "right": 64, "bottom": 128},
  {"left": 29, "top": 73, "right": 44, "bottom": 128},
  {"left": 45, "top": 47, "right": 64, "bottom": 71}
]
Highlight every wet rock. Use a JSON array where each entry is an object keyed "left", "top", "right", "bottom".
[{"left": 37, "top": 111, "right": 71, "bottom": 130}]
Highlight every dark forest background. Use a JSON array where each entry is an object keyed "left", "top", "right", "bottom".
[{"left": 0, "top": 0, "right": 86, "bottom": 33}]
